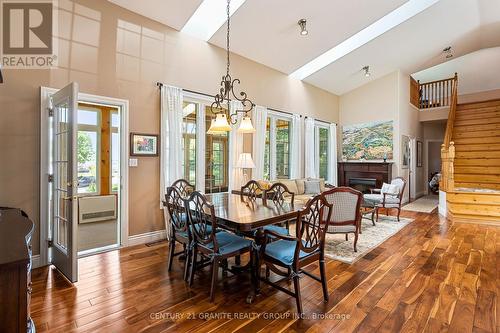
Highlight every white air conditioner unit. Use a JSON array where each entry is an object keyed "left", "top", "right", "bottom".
[{"left": 78, "top": 195, "right": 117, "bottom": 224}]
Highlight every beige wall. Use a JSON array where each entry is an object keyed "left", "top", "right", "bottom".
[
  {"left": 458, "top": 88, "right": 500, "bottom": 104},
  {"left": 339, "top": 71, "right": 425, "bottom": 200},
  {"left": 0, "top": 0, "right": 339, "bottom": 255}
]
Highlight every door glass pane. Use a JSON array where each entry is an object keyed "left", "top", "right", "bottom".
[
  {"left": 77, "top": 131, "right": 98, "bottom": 193},
  {"left": 319, "top": 127, "right": 329, "bottom": 180},
  {"left": 205, "top": 106, "right": 228, "bottom": 193},
  {"left": 182, "top": 102, "right": 197, "bottom": 185},
  {"left": 54, "top": 102, "right": 70, "bottom": 252},
  {"left": 275, "top": 119, "right": 290, "bottom": 179}
]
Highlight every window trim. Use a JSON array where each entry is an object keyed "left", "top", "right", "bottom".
[
  {"left": 314, "top": 121, "right": 330, "bottom": 181},
  {"left": 110, "top": 110, "right": 120, "bottom": 193}
]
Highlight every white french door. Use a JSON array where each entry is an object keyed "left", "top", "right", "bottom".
[{"left": 49, "top": 82, "right": 79, "bottom": 282}]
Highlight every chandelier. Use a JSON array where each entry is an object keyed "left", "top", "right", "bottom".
[{"left": 207, "top": 0, "right": 255, "bottom": 134}]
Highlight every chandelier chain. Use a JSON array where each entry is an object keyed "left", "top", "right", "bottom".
[{"left": 226, "top": 0, "right": 230, "bottom": 77}]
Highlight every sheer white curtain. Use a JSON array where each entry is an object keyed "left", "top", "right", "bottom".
[
  {"left": 252, "top": 105, "right": 268, "bottom": 180},
  {"left": 228, "top": 101, "right": 244, "bottom": 192},
  {"left": 328, "top": 123, "right": 338, "bottom": 185},
  {"left": 304, "top": 117, "right": 317, "bottom": 178},
  {"left": 195, "top": 105, "right": 206, "bottom": 192},
  {"left": 160, "top": 85, "right": 183, "bottom": 239},
  {"left": 289, "top": 114, "right": 302, "bottom": 179}
]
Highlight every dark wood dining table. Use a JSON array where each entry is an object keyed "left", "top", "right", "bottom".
[{"left": 204, "top": 192, "right": 302, "bottom": 303}]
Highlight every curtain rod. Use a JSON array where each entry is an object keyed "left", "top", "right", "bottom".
[
  {"left": 156, "top": 82, "right": 215, "bottom": 99},
  {"left": 267, "top": 107, "right": 299, "bottom": 117},
  {"left": 304, "top": 115, "right": 336, "bottom": 126},
  {"left": 156, "top": 82, "right": 334, "bottom": 125}
]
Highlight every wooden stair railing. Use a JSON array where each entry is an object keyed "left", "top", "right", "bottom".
[
  {"left": 410, "top": 73, "right": 458, "bottom": 109},
  {"left": 439, "top": 74, "right": 458, "bottom": 192}
]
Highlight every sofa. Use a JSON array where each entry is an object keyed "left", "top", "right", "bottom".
[{"left": 257, "top": 178, "right": 327, "bottom": 206}]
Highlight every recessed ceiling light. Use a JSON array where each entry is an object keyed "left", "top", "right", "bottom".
[
  {"left": 181, "top": 0, "right": 246, "bottom": 41},
  {"left": 290, "top": 0, "right": 440, "bottom": 80},
  {"left": 298, "top": 19, "right": 308, "bottom": 36}
]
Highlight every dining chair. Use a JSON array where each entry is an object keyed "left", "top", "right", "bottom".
[
  {"left": 240, "top": 180, "right": 263, "bottom": 201},
  {"left": 184, "top": 191, "right": 254, "bottom": 302},
  {"left": 322, "top": 187, "right": 363, "bottom": 252},
  {"left": 258, "top": 194, "right": 333, "bottom": 314},
  {"left": 163, "top": 186, "right": 191, "bottom": 281},
  {"left": 172, "top": 179, "right": 195, "bottom": 197},
  {"left": 263, "top": 182, "right": 295, "bottom": 233}
]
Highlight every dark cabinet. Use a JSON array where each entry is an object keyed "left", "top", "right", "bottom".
[{"left": 0, "top": 208, "right": 35, "bottom": 333}]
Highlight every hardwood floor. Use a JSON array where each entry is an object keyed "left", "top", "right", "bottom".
[{"left": 31, "top": 211, "right": 498, "bottom": 333}]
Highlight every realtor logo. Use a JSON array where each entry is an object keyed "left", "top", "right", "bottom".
[{"left": 1, "top": 0, "right": 57, "bottom": 68}]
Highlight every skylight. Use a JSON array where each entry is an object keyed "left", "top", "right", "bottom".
[
  {"left": 290, "top": 0, "right": 440, "bottom": 80},
  {"left": 181, "top": 0, "right": 246, "bottom": 41}
]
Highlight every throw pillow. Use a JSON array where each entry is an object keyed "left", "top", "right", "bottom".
[
  {"left": 295, "top": 178, "right": 307, "bottom": 195},
  {"left": 278, "top": 179, "right": 299, "bottom": 196},
  {"left": 304, "top": 180, "right": 321, "bottom": 194},
  {"left": 381, "top": 183, "right": 399, "bottom": 196}
]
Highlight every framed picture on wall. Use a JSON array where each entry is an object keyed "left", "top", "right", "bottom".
[
  {"left": 401, "top": 135, "right": 411, "bottom": 169},
  {"left": 417, "top": 141, "right": 423, "bottom": 167},
  {"left": 130, "top": 133, "right": 159, "bottom": 156}
]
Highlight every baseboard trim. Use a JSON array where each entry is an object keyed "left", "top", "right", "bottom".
[{"left": 128, "top": 230, "right": 168, "bottom": 247}]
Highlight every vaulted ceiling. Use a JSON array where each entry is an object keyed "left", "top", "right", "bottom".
[{"left": 108, "top": 0, "right": 500, "bottom": 95}]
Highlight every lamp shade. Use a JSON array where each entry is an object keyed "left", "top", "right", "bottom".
[
  {"left": 235, "top": 153, "right": 255, "bottom": 169},
  {"left": 207, "top": 119, "right": 226, "bottom": 135},
  {"left": 208, "top": 113, "right": 232, "bottom": 133},
  {"left": 237, "top": 116, "right": 256, "bottom": 134}
]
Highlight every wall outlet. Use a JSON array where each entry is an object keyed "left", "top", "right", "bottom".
[{"left": 129, "top": 158, "right": 138, "bottom": 167}]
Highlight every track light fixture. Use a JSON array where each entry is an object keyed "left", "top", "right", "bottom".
[
  {"left": 362, "top": 66, "right": 371, "bottom": 77},
  {"left": 298, "top": 19, "right": 308, "bottom": 36}
]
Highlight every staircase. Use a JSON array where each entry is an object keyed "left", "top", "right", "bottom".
[
  {"left": 453, "top": 99, "right": 500, "bottom": 191},
  {"left": 411, "top": 74, "right": 500, "bottom": 224},
  {"left": 447, "top": 98, "right": 500, "bottom": 224}
]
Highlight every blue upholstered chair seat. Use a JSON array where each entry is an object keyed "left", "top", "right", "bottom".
[
  {"left": 252, "top": 224, "right": 289, "bottom": 238},
  {"left": 205, "top": 231, "right": 253, "bottom": 255},
  {"left": 264, "top": 239, "right": 309, "bottom": 266},
  {"left": 176, "top": 224, "right": 220, "bottom": 238}
]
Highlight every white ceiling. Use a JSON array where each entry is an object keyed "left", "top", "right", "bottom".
[
  {"left": 107, "top": 0, "right": 500, "bottom": 95},
  {"left": 108, "top": 0, "right": 203, "bottom": 31},
  {"left": 412, "top": 47, "right": 500, "bottom": 95}
]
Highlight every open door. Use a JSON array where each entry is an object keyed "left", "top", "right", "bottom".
[{"left": 50, "top": 82, "right": 79, "bottom": 282}]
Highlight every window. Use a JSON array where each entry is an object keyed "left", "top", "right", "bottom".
[
  {"left": 182, "top": 102, "right": 197, "bottom": 185},
  {"left": 318, "top": 127, "right": 329, "bottom": 180},
  {"left": 179, "top": 94, "right": 231, "bottom": 194},
  {"left": 275, "top": 119, "right": 290, "bottom": 179},
  {"left": 264, "top": 118, "right": 271, "bottom": 180},
  {"left": 263, "top": 114, "right": 291, "bottom": 180},
  {"left": 205, "top": 105, "right": 229, "bottom": 193},
  {"left": 77, "top": 107, "right": 99, "bottom": 194}
]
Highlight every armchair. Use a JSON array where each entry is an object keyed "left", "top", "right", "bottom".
[
  {"left": 363, "top": 177, "right": 407, "bottom": 221},
  {"left": 322, "top": 187, "right": 363, "bottom": 252}
]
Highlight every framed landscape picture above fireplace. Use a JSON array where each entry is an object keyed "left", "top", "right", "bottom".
[{"left": 342, "top": 120, "right": 393, "bottom": 160}]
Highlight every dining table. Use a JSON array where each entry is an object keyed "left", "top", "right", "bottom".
[{"left": 204, "top": 192, "right": 302, "bottom": 303}]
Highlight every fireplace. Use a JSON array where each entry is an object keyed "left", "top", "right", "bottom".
[
  {"left": 348, "top": 178, "right": 377, "bottom": 194},
  {"left": 338, "top": 162, "right": 393, "bottom": 191}
]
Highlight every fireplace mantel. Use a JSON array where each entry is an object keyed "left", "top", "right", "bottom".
[{"left": 338, "top": 161, "right": 393, "bottom": 191}]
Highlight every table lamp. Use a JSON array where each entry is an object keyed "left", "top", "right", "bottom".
[{"left": 235, "top": 153, "right": 255, "bottom": 183}]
